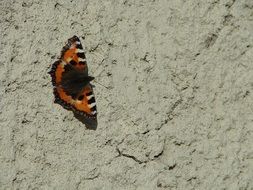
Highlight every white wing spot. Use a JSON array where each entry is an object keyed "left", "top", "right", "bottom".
[
  {"left": 88, "top": 102, "right": 96, "bottom": 108},
  {"left": 78, "top": 57, "right": 86, "bottom": 62},
  {"left": 87, "top": 94, "right": 94, "bottom": 100},
  {"left": 76, "top": 49, "right": 85, "bottom": 53}
]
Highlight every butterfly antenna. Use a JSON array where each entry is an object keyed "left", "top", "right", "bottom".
[{"left": 93, "top": 80, "right": 110, "bottom": 90}]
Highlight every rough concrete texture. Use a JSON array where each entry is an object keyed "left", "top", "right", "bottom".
[{"left": 1, "top": 0, "right": 253, "bottom": 189}]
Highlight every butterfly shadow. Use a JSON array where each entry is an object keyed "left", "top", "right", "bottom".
[{"left": 73, "top": 112, "right": 98, "bottom": 130}]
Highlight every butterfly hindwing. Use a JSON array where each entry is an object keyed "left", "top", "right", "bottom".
[
  {"left": 54, "top": 82, "right": 97, "bottom": 118},
  {"left": 71, "top": 85, "right": 97, "bottom": 116},
  {"left": 48, "top": 36, "right": 97, "bottom": 120}
]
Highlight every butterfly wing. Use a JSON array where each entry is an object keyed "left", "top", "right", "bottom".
[
  {"left": 49, "top": 36, "right": 97, "bottom": 119},
  {"left": 60, "top": 35, "right": 88, "bottom": 70}
]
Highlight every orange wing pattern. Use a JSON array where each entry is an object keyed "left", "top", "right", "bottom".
[{"left": 48, "top": 36, "right": 97, "bottom": 120}]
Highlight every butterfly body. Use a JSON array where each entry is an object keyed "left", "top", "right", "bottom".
[{"left": 48, "top": 36, "right": 97, "bottom": 120}]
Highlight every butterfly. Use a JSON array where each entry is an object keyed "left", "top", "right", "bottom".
[{"left": 48, "top": 36, "right": 97, "bottom": 121}]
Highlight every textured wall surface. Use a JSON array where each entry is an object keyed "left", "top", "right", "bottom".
[{"left": 1, "top": 0, "right": 253, "bottom": 189}]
